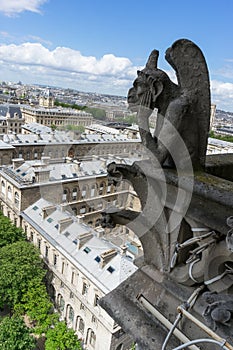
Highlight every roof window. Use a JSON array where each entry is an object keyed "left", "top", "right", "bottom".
[
  {"left": 83, "top": 246, "right": 91, "bottom": 254},
  {"left": 107, "top": 266, "right": 115, "bottom": 273},
  {"left": 95, "top": 256, "right": 100, "bottom": 263}
]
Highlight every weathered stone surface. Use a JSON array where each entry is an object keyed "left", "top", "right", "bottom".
[{"left": 100, "top": 39, "right": 233, "bottom": 349}]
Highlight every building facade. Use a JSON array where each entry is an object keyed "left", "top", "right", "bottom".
[
  {"left": 21, "top": 105, "right": 93, "bottom": 127},
  {"left": 21, "top": 198, "right": 137, "bottom": 350}
]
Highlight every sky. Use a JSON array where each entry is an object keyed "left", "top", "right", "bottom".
[{"left": 0, "top": 0, "right": 233, "bottom": 112}]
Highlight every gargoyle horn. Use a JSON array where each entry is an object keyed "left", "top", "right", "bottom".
[{"left": 145, "top": 49, "right": 159, "bottom": 70}]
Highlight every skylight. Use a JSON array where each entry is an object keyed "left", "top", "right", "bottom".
[
  {"left": 83, "top": 247, "right": 91, "bottom": 254},
  {"left": 95, "top": 256, "right": 100, "bottom": 263},
  {"left": 107, "top": 266, "right": 115, "bottom": 273},
  {"left": 32, "top": 205, "right": 39, "bottom": 211},
  {"left": 47, "top": 217, "right": 53, "bottom": 223}
]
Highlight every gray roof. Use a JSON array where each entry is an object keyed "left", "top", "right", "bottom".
[
  {"left": 22, "top": 198, "right": 137, "bottom": 293},
  {"left": 0, "top": 104, "right": 23, "bottom": 118}
]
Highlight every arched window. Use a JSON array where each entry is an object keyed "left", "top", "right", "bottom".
[
  {"left": 88, "top": 329, "right": 96, "bottom": 347},
  {"left": 62, "top": 189, "right": 68, "bottom": 202},
  {"left": 68, "top": 305, "right": 74, "bottom": 322},
  {"left": 1, "top": 180, "right": 5, "bottom": 194},
  {"left": 99, "top": 182, "right": 105, "bottom": 195},
  {"left": 7, "top": 186, "right": 12, "bottom": 200},
  {"left": 77, "top": 317, "right": 85, "bottom": 334},
  {"left": 57, "top": 294, "right": 65, "bottom": 312},
  {"left": 14, "top": 191, "right": 19, "bottom": 207},
  {"left": 90, "top": 184, "right": 96, "bottom": 197},
  {"left": 81, "top": 185, "right": 87, "bottom": 198}
]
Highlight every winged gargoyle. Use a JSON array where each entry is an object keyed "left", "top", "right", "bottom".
[{"left": 101, "top": 39, "right": 211, "bottom": 272}]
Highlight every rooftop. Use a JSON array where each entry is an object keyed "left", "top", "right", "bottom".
[{"left": 22, "top": 197, "right": 137, "bottom": 294}]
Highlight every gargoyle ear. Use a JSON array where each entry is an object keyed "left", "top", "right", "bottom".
[{"left": 151, "top": 80, "right": 163, "bottom": 102}]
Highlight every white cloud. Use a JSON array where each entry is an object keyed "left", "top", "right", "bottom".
[
  {"left": 0, "top": 42, "right": 137, "bottom": 95},
  {"left": 211, "top": 80, "right": 233, "bottom": 111},
  {"left": 1, "top": 41, "right": 233, "bottom": 109},
  {"left": 0, "top": 0, "right": 47, "bottom": 16}
]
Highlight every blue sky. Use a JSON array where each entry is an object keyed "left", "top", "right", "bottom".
[{"left": 0, "top": 0, "right": 233, "bottom": 111}]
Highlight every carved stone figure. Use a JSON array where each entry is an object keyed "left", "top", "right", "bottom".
[
  {"left": 202, "top": 292, "right": 233, "bottom": 330},
  {"left": 128, "top": 39, "right": 211, "bottom": 170}
]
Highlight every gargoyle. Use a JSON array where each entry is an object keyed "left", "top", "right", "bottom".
[
  {"left": 128, "top": 39, "right": 211, "bottom": 170},
  {"left": 101, "top": 39, "right": 211, "bottom": 272},
  {"left": 202, "top": 291, "right": 233, "bottom": 330}
]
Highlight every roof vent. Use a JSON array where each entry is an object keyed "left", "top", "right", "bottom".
[{"left": 100, "top": 248, "right": 117, "bottom": 268}]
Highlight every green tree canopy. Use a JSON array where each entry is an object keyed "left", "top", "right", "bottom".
[
  {"left": 0, "top": 241, "right": 45, "bottom": 308},
  {"left": 14, "top": 278, "right": 58, "bottom": 334},
  {"left": 45, "top": 321, "right": 82, "bottom": 350},
  {"left": 0, "top": 315, "right": 36, "bottom": 350},
  {"left": 0, "top": 212, "right": 26, "bottom": 248}
]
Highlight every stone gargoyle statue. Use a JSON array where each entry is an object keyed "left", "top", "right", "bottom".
[
  {"left": 128, "top": 38, "right": 211, "bottom": 170},
  {"left": 101, "top": 39, "right": 211, "bottom": 273}
]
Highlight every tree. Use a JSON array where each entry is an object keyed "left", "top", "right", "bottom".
[
  {"left": 0, "top": 241, "right": 45, "bottom": 308},
  {"left": 0, "top": 315, "right": 36, "bottom": 350},
  {"left": 45, "top": 321, "right": 82, "bottom": 350},
  {"left": 0, "top": 212, "right": 26, "bottom": 248},
  {"left": 14, "top": 278, "right": 58, "bottom": 334}
]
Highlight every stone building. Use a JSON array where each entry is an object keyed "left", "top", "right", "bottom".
[
  {"left": 0, "top": 155, "right": 140, "bottom": 231},
  {"left": 21, "top": 105, "right": 93, "bottom": 128},
  {"left": 0, "top": 104, "right": 25, "bottom": 134},
  {"left": 0, "top": 128, "right": 142, "bottom": 166},
  {"left": 39, "top": 88, "right": 55, "bottom": 108},
  {"left": 21, "top": 198, "right": 137, "bottom": 350}
]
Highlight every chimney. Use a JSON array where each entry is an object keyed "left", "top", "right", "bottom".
[
  {"left": 77, "top": 232, "right": 93, "bottom": 249},
  {"left": 34, "top": 168, "right": 50, "bottom": 183},
  {"left": 12, "top": 158, "right": 25, "bottom": 170},
  {"left": 120, "top": 244, "right": 128, "bottom": 256},
  {"left": 100, "top": 248, "right": 117, "bottom": 268},
  {"left": 41, "top": 156, "right": 50, "bottom": 165},
  {"left": 42, "top": 205, "right": 56, "bottom": 219},
  {"left": 96, "top": 228, "right": 104, "bottom": 238},
  {"left": 58, "top": 217, "right": 73, "bottom": 233}
]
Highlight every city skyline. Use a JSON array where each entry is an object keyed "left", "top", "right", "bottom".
[{"left": 0, "top": 0, "right": 233, "bottom": 111}]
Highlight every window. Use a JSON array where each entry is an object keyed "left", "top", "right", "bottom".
[
  {"left": 78, "top": 317, "right": 85, "bottom": 334},
  {"left": 14, "top": 192, "right": 19, "bottom": 207},
  {"left": 94, "top": 294, "right": 99, "bottom": 307},
  {"left": 89, "top": 330, "right": 96, "bottom": 347},
  {"left": 62, "top": 189, "right": 68, "bottom": 202},
  {"left": 53, "top": 254, "right": 58, "bottom": 266},
  {"left": 57, "top": 294, "right": 65, "bottom": 311},
  {"left": 1, "top": 181, "right": 5, "bottom": 194},
  {"left": 79, "top": 205, "right": 86, "bottom": 214},
  {"left": 37, "top": 239, "right": 41, "bottom": 250},
  {"left": 99, "top": 182, "right": 105, "bottom": 195},
  {"left": 94, "top": 256, "right": 100, "bottom": 263},
  {"left": 82, "top": 282, "right": 88, "bottom": 296},
  {"left": 30, "top": 231, "right": 34, "bottom": 242},
  {"left": 107, "top": 266, "right": 115, "bottom": 273},
  {"left": 72, "top": 188, "right": 78, "bottom": 201},
  {"left": 45, "top": 246, "right": 49, "bottom": 258},
  {"left": 81, "top": 186, "right": 87, "bottom": 198},
  {"left": 61, "top": 261, "right": 65, "bottom": 274},
  {"left": 71, "top": 271, "right": 75, "bottom": 284},
  {"left": 7, "top": 186, "right": 12, "bottom": 200},
  {"left": 90, "top": 184, "right": 95, "bottom": 197},
  {"left": 68, "top": 305, "right": 74, "bottom": 322},
  {"left": 83, "top": 247, "right": 91, "bottom": 254}
]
